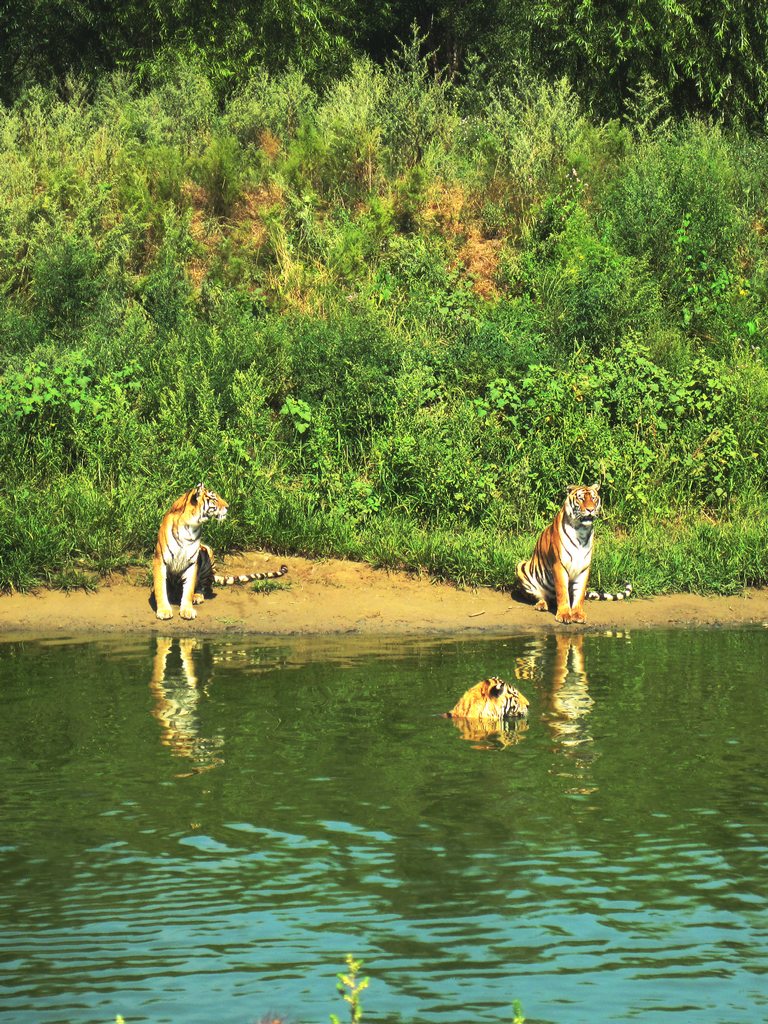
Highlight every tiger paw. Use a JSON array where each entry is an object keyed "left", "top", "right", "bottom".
[
  {"left": 570, "top": 607, "right": 587, "bottom": 623},
  {"left": 555, "top": 608, "right": 574, "bottom": 623},
  {"left": 192, "top": 593, "right": 205, "bottom": 605},
  {"left": 179, "top": 606, "right": 198, "bottom": 620},
  {"left": 155, "top": 608, "right": 173, "bottom": 621},
  {"left": 534, "top": 599, "right": 548, "bottom": 612}
]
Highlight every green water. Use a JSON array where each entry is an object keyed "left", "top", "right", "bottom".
[{"left": 1, "top": 629, "right": 767, "bottom": 1024}]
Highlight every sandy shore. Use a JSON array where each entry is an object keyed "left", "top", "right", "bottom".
[{"left": 1, "top": 551, "right": 767, "bottom": 639}]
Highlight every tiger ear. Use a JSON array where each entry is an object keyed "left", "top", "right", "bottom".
[
  {"left": 590, "top": 482, "right": 601, "bottom": 492},
  {"left": 566, "top": 484, "right": 581, "bottom": 494},
  {"left": 190, "top": 482, "right": 205, "bottom": 504}
]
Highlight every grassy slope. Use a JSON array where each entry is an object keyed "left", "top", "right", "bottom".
[{"left": 1, "top": 55, "right": 767, "bottom": 594}]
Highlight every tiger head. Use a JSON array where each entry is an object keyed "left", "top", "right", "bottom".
[
  {"left": 187, "top": 483, "right": 229, "bottom": 524},
  {"left": 566, "top": 483, "right": 601, "bottom": 524},
  {"left": 448, "top": 677, "right": 530, "bottom": 721}
]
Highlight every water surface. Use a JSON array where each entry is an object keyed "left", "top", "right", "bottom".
[{"left": 1, "top": 629, "right": 767, "bottom": 1023}]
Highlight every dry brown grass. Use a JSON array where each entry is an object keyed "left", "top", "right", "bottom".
[
  {"left": 180, "top": 180, "right": 288, "bottom": 292},
  {"left": 233, "top": 183, "right": 284, "bottom": 240},
  {"left": 423, "top": 183, "right": 467, "bottom": 236},
  {"left": 421, "top": 183, "right": 504, "bottom": 298},
  {"left": 181, "top": 181, "right": 220, "bottom": 291},
  {"left": 457, "top": 228, "right": 503, "bottom": 299},
  {"left": 259, "top": 129, "right": 282, "bottom": 162}
]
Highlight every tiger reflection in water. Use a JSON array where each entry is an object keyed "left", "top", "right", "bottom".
[
  {"left": 540, "top": 634, "right": 594, "bottom": 748},
  {"left": 510, "top": 634, "right": 594, "bottom": 744},
  {"left": 149, "top": 637, "right": 224, "bottom": 775}
]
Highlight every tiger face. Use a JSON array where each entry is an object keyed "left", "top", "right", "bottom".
[
  {"left": 448, "top": 677, "right": 530, "bottom": 721},
  {"left": 566, "top": 483, "right": 601, "bottom": 525},
  {"left": 569, "top": 483, "right": 606, "bottom": 524},
  {"left": 193, "top": 485, "right": 229, "bottom": 524}
]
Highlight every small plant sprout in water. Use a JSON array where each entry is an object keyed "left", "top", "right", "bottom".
[{"left": 330, "top": 955, "right": 369, "bottom": 1024}]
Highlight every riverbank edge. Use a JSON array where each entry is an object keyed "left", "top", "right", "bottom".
[{"left": 1, "top": 552, "right": 767, "bottom": 639}]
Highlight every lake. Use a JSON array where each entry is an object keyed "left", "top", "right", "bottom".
[{"left": 1, "top": 628, "right": 767, "bottom": 1024}]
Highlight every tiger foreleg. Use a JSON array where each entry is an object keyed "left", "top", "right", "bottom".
[
  {"left": 569, "top": 567, "right": 590, "bottom": 623},
  {"left": 179, "top": 563, "right": 199, "bottom": 620},
  {"left": 554, "top": 563, "right": 575, "bottom": 623},
  {"left": 153, "top": 552, "right": 173, "bottom": 620}
]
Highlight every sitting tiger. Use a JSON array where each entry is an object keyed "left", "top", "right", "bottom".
[
  {"left": 152, "top": 484, "right": 288, "bottom": 621},
  {"left": 446, "top": 677, "right": 529, "bottom": 721},
  {"left": 516, "top": 483, "right": 631, "bottom": 624}
]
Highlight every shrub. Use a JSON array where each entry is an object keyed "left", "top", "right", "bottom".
[
  {"left": 604, "top": 121, "right": 745, "bottom": 336},
  {"left": 523, "top": 205, "right": 666, "bottom": 357},
  {"left": 460, "top": 76, "right": 586, "bottom": 233},
  {"left": 281, "top": 309, "right": 403, "bottom": 440},
  {"left": 304, "top": 58, "right": 387, "bottom": 197},
  {"left": 30, "top": 231, "right": 103, "bottom": 339},
  {"left": 224, "top": 67, "right": 316, "bottom": 148},
  {"left": 379, "top": 28, "right": 460, "bottom": 175},
  {"left": 189, "top": 134, "right": 248, "bottom": 216}
]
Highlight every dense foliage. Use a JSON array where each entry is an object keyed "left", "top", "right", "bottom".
[
  {"left": 1, "top": 41, "right": 767, "bottom": 593},
  {"left": 4, "top": 1, "right": 768, "bottom": 124}
]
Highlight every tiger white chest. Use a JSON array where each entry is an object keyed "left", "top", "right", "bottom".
[
  {"left": 165, "top": 524, "right": 202, "bottom": 577},
  {"left": 559, "top": 517, "right": 595, "bottom": 579}
]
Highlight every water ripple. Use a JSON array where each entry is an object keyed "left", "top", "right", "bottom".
[{"left": 2, "top": 631, "right": 768, "bottom": 1023}]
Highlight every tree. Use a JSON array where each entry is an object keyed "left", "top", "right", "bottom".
[{"left": 524, "top": 0, "right": 768, "bottom": 123}]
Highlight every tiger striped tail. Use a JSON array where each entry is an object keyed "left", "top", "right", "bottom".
[
  {"left": 213, "top": 564, "right": 289, "bottom": 586},
  {"left": 586, "top": 582, "right": 633, "bottom": 601}
]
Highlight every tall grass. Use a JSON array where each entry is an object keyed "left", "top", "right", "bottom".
[{"left": 1, "top": 50, "right": 768, "bottom": 594}]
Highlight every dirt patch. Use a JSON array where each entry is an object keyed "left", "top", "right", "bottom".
[
  {"left": 457, "top": 227, "right": 503, "bottom": 299},
  {"left": 1, "top": 552, "right": 767, "bottom": 639}
]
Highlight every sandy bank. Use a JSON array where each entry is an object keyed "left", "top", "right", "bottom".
[{"left": 1, "top": 552, "right": 767, "bottom": 639}]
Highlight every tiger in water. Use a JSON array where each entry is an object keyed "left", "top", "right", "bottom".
[{"left": 446, "top": 677, "right": 530, "bottom": 721}]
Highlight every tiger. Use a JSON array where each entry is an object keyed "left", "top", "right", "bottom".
[
  {"left": 516, "top": 483, "right": 631, "bottom": 624},
  {"left": 152, "top": 483, "right": 288, "bottom": 621},
  {"left": 446, "top": 677, "right": 530, "bottom": 721}
]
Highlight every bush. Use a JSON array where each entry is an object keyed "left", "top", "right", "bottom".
[
  {"left": 224, "top": 67, "right": 316, "bottom": 148},
  {"left": 378, "top": 29, "right": 459, "bottom": 175},
  {"left": 462, "top": 76, "right": 586, "bottom": 228},
  {"left": 523, "top": 204, "right": 667, "bottom": 357},
  {"left": 1, "top": 59, "right": 768, "bottom": 597},
  {"left": 603, "top": 122, "right": 746, "bottom": 335},
  {"left": 189, "top": 134, "right": 248, "bottom": 216}
]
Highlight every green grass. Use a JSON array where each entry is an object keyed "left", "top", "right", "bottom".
[
  {"left": 1, "top": 58, "right": 768, "bottom": 597},
  {"left": 249, "top": 578, "right": 292, "bottom": 595}
]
